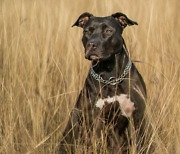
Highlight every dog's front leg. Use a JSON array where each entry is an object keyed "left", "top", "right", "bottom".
[
  {"left": 59, "top": 89, "right": 91, "bottom": 154},
  {"left": 59, "top": 107, "right": 83, "bottom": 154}
]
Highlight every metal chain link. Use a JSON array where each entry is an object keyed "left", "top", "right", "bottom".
[{"left": 90, "top": 60, "right": 132, "bottom": 86}]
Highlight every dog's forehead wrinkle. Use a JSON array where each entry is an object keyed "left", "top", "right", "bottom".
[{"left": 85, "top": 16, "right": 119, "bottom": 29}]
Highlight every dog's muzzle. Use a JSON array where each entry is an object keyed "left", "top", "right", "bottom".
[
  {"left": 89, "top": 55, "right": 99, "bottom": 60},
  {"left": 85, "top": 53, "right": 99, "bottom": 61}
]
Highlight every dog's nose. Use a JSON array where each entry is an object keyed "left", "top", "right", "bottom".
[
  {"left": 85, "top": 41, "right": 99, "bottom": 60},
  {"left": 86, "top": 42, "right": 97, "bottom": 50}
]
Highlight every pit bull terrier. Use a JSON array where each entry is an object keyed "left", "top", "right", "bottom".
[{"left": 59, "top": 12, "right": 147, "bottom": 154}]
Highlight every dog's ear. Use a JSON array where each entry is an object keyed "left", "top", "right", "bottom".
[
  {"left": 72, "top": 12, "right": 93, "bottom": 28},
  {"left": 112, "top": 12, "right": 138, "bottom": 28}
]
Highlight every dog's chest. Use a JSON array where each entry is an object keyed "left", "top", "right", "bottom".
[{"left": 94, "top": 94, "right": 135, "bottom": 118}]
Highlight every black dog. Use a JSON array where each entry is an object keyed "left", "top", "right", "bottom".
[{"left": 59, "top": 12, "right": 147, "bottom": 153}]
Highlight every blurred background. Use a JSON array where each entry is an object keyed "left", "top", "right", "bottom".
[{"left": 0, "top": 0, "right": 179, "bottom": 153}]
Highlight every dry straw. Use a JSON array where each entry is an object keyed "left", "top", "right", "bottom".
[{"left": 0, "top": 0, "right": 179, "bottom": 153}]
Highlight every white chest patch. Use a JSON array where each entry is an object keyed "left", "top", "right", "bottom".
[{"left": 95, "top": 94, "right": 135, "bottom": 117}]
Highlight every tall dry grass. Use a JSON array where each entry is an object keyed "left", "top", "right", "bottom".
[{"left": 0, "top": 0, "right": 179, "bottom": 153}]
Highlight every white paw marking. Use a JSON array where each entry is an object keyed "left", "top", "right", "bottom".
[{"left": 96, "top": 94, "right": 135, "bottom": 117}]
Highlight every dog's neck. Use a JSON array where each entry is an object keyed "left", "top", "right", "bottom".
[{"left": 92, "top": 46, "right": 130, "bottom": 80}]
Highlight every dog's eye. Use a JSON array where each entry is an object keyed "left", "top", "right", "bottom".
[
  {"left": 104, "top": 29, "right": 113, "bottom": 34},
  {"left": 84, "top": 30, "right": 92, "bottom": 35}
]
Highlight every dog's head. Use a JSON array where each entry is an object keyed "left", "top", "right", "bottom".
[{"left": 72, "top": 12, "right": 138, "bottom": 61}]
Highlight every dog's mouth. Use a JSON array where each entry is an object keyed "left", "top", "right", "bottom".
[
  {"left": 89, "top": 55, "right": 99, "bottom": 61},
  {"left": 90, "top": 54, "right": 116, "bottom": 68},
  {"left": 87, "top": 54, "right": 112, "bottom": 61}
]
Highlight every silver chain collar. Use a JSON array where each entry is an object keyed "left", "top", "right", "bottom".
[{"left": 90, "top": 59, "right": 132, "bottom": 86}]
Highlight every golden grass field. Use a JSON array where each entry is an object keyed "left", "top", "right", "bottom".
[{"left": 0, "top": 0, "right": 180, "bottom": 153}]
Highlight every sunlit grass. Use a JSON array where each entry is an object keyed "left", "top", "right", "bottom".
[{"left": 0, "top": 0, "right": 179, "bottom": 153}]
